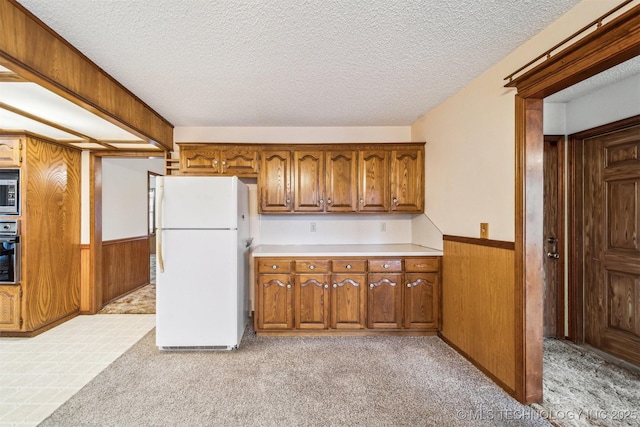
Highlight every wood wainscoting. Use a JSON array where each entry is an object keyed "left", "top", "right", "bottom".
[
  {"left": 101, "top": 236, "right": 150, "bottom": 305},
  {"left": 441, "top": 235, "right": 517, "bottom": 396}
]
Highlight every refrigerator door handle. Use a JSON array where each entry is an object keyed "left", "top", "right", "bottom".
[{"left": 157, "top": 182, "right": 165, "bottom": 273}]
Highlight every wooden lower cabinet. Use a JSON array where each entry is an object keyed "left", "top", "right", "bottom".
[
  {"left": 0, "top": 286, "right": 21, "bottom": 331},
  {"left": 255, "top": 255, "right": 441, "bottom": 335}
]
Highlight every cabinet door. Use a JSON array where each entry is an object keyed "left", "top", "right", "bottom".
[
  {"left": 180, "top": 147, "right": 221, "bottom": 174},
  {"left": 391, "top": 149, "right": 423, "bottom": 212},
  {"left": 0, "top": 137, "right": 23, "bottom": 167},
  {"left": 295, "top": 273, "right": 329, "bottom": 329},
  {"left": 331, "top": 273, "right": 366, "bottom": 329},
  {"left": 367, "top": 273, "right": 402, "bottom": 329},
  {"left": 0, "top": 286, "right": 21, "bottom": 331},
  {"left": 326, "top": 150, "right": 358, "bottom": 212},
  {"left": 260, "top": 151, "right": 292, "bottom": 212},
  {"left": 404, "top": 272, "right": 439, "bottom": 329},
  {"left": 221, "top": 148, "right": 259, "bottom": 177},
  {"left": 293, "top": 150, "right": 325, "bottom": 212},
  {"left": 359, "top": 150, "right": 390, "bottom": 212},
  {"left": 256, "top": 274, "right": 293, "bottom": 330}
]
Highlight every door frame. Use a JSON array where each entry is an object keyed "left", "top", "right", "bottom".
[
  {"left": 507, "top": 5, "right": 640, "bottom": 404},
  {"left": 543, "top": 134, "right": 565, "bottom": 339},
  {"left": 567, "top": 115, "right": 640, "bottom": 343}
]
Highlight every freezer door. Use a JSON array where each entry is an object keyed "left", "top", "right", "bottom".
[
  {"left": 156, "top": 229, "right": 241, "bottom": 348},
  {"left": 159, "top": 176, "right": 238, "bottom": 229}
]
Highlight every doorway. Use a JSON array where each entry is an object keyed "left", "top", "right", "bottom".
[
  {"left": 543, "top": 135, "right": 565, "bottom": 339},
  {"left": 148, "top": 172, "right": 161, "bottom": 285},
  {"left": 569, "top": 117, "right": 640, "bottom": 366}
]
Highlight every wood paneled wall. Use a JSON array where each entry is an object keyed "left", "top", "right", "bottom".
[
  {"left": 102, "top": 236, "right": 150, "bottom": 305},
  {"left": 441, "top": 236, "right": 516, "bottom": 395},
  {"left": 22, "top": 136, "right": 81, "bottom": 331},
  {"left": 0, "top": 1, "right": 173, "bottom": 149}
]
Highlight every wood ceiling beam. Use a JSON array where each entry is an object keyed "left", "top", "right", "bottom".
[
  {"left": 0, "top": 71, "right": 28, "bottom": 82},
  {"left": 0, "top": 0, "right": 173, "bottom": 151}
]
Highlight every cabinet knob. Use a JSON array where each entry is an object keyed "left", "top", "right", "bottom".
[
  {"left": 333, "top": 283, "right": 337, "bottom": 288},
  {"left": 286, "top": 198, "right": 291, "bottom": 204},
  {"left": 383, "top": 264, "right": 389, "bottom": 269},
  {"left": 360, "top": 199, "right": 364, "bottom": 205},
  {"left": 406, "top": 283, "right": 411, "bottom": 288},
  {"left": 319, "top": 199, "right": 324, "bottom": 205},
  {"left": 327, "top": 198, "right": 332, "bottom": 205},
  {"left": 287, "top": 284, "right": 291, "bottom": 289},
  {"left": 346, "top": 264, "right": 352, "bottom": 269},
  {"left": 272, "top": 265, "right": 278, "bottom": 270},
  {"left": 369, "top": 283, "right": 374, "bottom": 288},
  {"left": 393, "top": 197, "right": 398, "bottom": 205},
  {"left": 309, "top": 265, "right": 315, "bottom": 270},
  {"left": 222, "top": 161, "right": 226, "bottom": 165},
  {"left": 324, "top": 284, "right": 328, "bottom": 289}
]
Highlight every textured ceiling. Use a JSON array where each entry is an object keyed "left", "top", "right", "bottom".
[{"left": 17, "top": 0, "right": 583, "bottom": 127}]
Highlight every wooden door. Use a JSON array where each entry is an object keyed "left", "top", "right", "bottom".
[
  {"left": 256, "top": 274, "right": 293, "bottom": 330},
  {"left": 583, "top": 125, "right": 640, "bottom": 365},
  {"left": 404, "top": 272, "right": 438, "bottom": 329},
  {"left": 181, "top": 147, "right": 221, "bottom": 174},
  {"left": 295, "top": 274, "right": 329, "bottom": 329},
  {"left": 0, "top": 137, "right": 22, "bottom": 167},
  {"left": 293, "top": 150, "right": 325, "bottom": 212},
  {"left": 221, "top": 148, "right": 259, "bottom": 177},
  {"left": 390, "top": 149, "right": 423, "bottom": 212},
  {"left": 367, "top": 272, "right": 402, "bottom": 329},
  {"left": 259, "top": 151, "right": 292, "bottom": 213},
  {"left": 326, "top": 150, "right": 358, "bottom": 212},
  {"left": 359, "top": 150, "right": 389, "bottom": 212},
  {"left": 543, "top": 135, "right": 564, "bottom": 338},
  {"left": 331, "top": 273, "right": 366, "bottom": 329}
]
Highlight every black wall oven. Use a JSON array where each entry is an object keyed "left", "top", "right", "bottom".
[
  {"left": 0, "top": 220, "right": 20, "bottom": 284},
  {"left": 0, "top": 169, "right": 19, "bottom": 215}
]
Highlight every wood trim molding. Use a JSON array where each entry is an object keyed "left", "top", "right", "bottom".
[
  {"left": 506, "top": 5, "right": 640, "bottom": 98},
  {"left": 443, "top": 235, "right": 515, "bottom": 250},
  {"left": 88, "top": 154, "right": 103, "bottom": 314},
  {"left": 0, "top": 0, "right": 173, "bottom": 150},
  {"left": 103, "top": 236, "right": 149, "bottom": 246},
  {"left": 508, "top": 3, "right": 640, "bottom": 405}
]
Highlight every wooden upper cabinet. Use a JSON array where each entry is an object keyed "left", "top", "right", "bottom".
[
  {"left": 0, "top": 137, "right": 23, "bottom": 167},
  {"left": 260, "top": 150, "right": 292, "bottom": 213},
  {"left": 326, "top": 150, "right": 358, "bottom": 212},
  {"left": 293, "top": 150, "right": 325, "bottom": 212},
  {"left": 359, "top": 150, "right": 390, "bottom": 212},
  {"left": 391, "top": 148, "right": 424, "bottom": 212},
  {"left": 179, "top": 144, "right": 258, "bottom": 176}
]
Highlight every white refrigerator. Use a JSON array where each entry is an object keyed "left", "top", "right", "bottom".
[{"left": 155, "top": 176, "right": 251, "bottom": 350}]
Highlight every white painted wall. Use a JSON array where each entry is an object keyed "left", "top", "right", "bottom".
[
  {"left": 410, "top": 0, "right": 618, "bottom": 242},
  {"left": 174, "top": 126, "right": 411, "bottom": 144},
  {"left": 543, "top": 103, "right": 567, "bottom": 135},
  {"left": 565, "top": 72, "right": 640, "bottom": 134},
  {"left": 102, "top": 158, "right": 164, "bottom": 241}
]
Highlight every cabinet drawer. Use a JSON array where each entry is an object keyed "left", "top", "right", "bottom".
[
  {"left": 295, "top": 260, "right": 330, "bottom": 273},
  {"left": 405, "top": 257, "right": 440, "bottom": 272},
  {"left": 257, "top": 259, "right": 292, "bottom": 273},
  {"left": 368, "top": 259, "right": 402, "bottom": 272},
  {"left": 332, "top": 260, "right": 366, "bottom": 273}
]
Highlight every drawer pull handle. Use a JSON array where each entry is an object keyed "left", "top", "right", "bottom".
[
  {"left": 271, "top": 265, "right": 278, "bottom": 270},
  {"left": 333, "top": 283, "right": 337, "bottom": 288},
  {"left": 346, "top": 264, "right": 352, "bottom": 269},
  {"left": 383, "top": 264, "right": 389, "bottom": 269},
  {"left": 309, "top": 265, "right": 315, "bottom": 270}
]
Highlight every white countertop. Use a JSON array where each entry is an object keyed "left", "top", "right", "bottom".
[{"left": 251, "top": 244, "right": 442, "bottom": 257}]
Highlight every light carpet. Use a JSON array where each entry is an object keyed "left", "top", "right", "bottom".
[
  {"left": 39, "top": 328, "right": 550, "bottom": 426},
  {"left": 533, "top": 338, "right": 640, "bottom": 427}
]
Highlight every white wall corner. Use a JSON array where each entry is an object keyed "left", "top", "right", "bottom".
[{"left": 411, "top": 213, "right": 443, "bottom": 250}]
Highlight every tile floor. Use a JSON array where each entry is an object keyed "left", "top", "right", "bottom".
[{"left": 0, "top": 314, "right": 156, "bottom": 427}]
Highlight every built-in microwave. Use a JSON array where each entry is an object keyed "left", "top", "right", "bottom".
[{"left": 0, "top": 170, "right": 19, "bottom": 215}]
